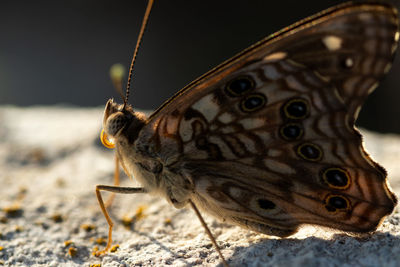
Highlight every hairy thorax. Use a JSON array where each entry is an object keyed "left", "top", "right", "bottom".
[{"left": 103, "top": 99, "right": 193, "bottom": 208}]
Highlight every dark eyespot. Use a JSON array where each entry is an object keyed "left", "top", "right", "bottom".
[
  {"left": 296, "top": 143, "right": 322, "bottom": 161},
  {"left": 322, "top": 168, "right": 350, "bottom": 189},
  {"left": 282, "top": 99, "right": 309, "bottom": 120},
  {"left": 240, "top": 93, "right": 267, "bottom": 113},
  {"left": 258, "top": 199, "right": 275, "bottom": 210},
  {"left": 340, "top": 57, "right": 354, "bottom": 69},
  {"left": 280, "top": 123, "right": 303, "bottom": 141},
  {"left": 225, "top": 76, "right": 255, "bottom": 97},
  {"left": 325, "top": 195, "right": 350, "bottom": 212}
]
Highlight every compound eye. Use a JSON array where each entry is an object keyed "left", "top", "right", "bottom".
[{"left": 105, "top": 112, "right": 127, "bottom": 136}]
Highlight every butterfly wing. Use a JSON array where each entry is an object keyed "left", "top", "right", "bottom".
[
  {"left": 137, "top": 2, "right": 398, "bottom": 236},
  {"left": 150, "top": 1, "right": 399, "bottom": 125}
]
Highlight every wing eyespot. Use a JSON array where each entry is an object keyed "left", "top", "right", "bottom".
[
  {"left": 257, "top": 199, "right": 276, "bottom": 210},
  {"left": 296, "top": 143, "right": 323, "bottom": 161},
  {"left": 282, "top": 98, "right": 309, "bottom": 120},
  {"left": 240, "top": 93, "right": 267, "bottom": 113},
  {"left": 225, "top": 75, "right": 255, "bottom": 97},
  {"left": 324, "top": 195, "right": 350, "bottom": 212},
  {"left": 322, "top": 167, "right": 350, "bottom": 189},
  {"left": 280, "top": 123, "right": 304, "bottom": 141},
  {"left": 340, "top": 57, "right": 355, "bottom": 69}
]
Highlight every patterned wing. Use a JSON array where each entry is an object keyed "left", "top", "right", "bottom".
[
  {"left": 149, "top": 1, "right": 399, "bottom": 125},
  {"left": 137, "top": 2, "right": 398, "bottom": 235}
]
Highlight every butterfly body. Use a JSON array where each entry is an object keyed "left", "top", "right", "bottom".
[{"left": 102, "top": 1, "right": 399, "bottom": 243}]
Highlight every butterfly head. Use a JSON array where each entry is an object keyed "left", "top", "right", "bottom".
[
  {"left": 101, "top": 99, "right": 146, "bottom": 148},
  {"left": 100, "top": 0, "right": 153, "bottom": 150}
]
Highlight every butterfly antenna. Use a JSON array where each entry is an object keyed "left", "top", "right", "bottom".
[{"left": 123, "top": 0, "right": 154, "bottom": 109}]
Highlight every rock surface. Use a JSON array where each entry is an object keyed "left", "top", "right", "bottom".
[{"left": 0, "top": 105, "right": 400, "bottom": 267}]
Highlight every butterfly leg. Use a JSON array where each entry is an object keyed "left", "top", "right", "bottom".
[
  {"left": 104, "top": 155, "right": 121, "bottom": 208},
  {"left": 95, "top": 184, "right": 147, "bottom": 255},
  {"left": 189, "top": 200, "right": 229, "bottom": 267}
]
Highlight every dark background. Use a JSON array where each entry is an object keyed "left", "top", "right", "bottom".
[{"left": 1, "top": 0, "right": 400, "bottom": 133}]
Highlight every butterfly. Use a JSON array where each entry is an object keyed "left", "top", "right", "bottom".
[{"left": 98, "top": 1, "right": 399, "bottom": 265}]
